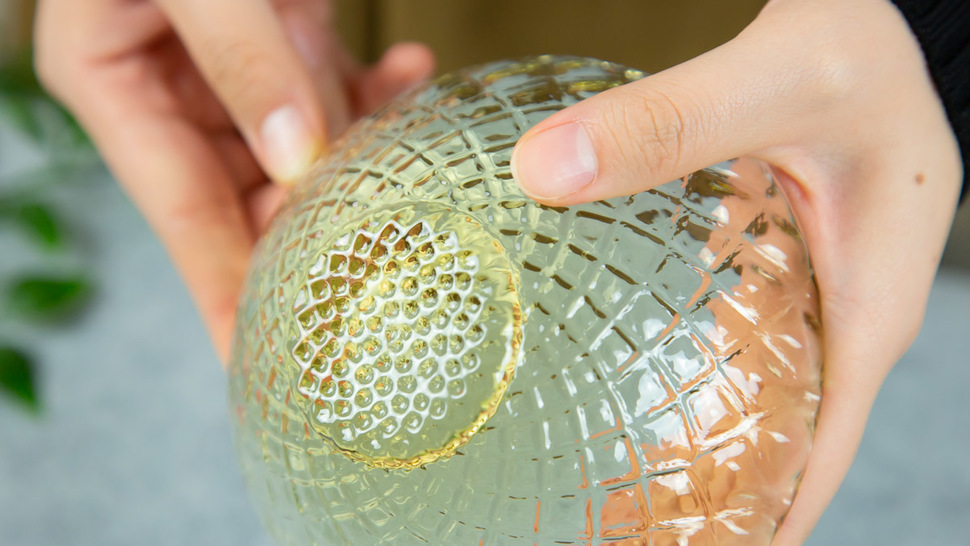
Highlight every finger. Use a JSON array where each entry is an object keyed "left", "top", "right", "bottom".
[
  {"left": 77, "top": 95, "right": 253, "bottom": 361},
  {"left": 772, "top": 165, "right": 960, "bottom": 544},
  {"left": 246, "top": 183, "right": 289, "bottom": 235},
  {"left": 34, "top": 0, "right": 251, "bottom": 360},
  {"left": 351, "top": 42, "right": 436, "bottom": 116},
  {"left": 164, "top": 38, "right": 236, "bottom": 131},
  {"left": 771, "top": 363, "right": 878, "bottom": 545},
  {"left": 155, "top": 0, "right": 325, "bottom": 183},
  {"left": 771, "top": 285, "right": 924, "bottom": 545},
  {"left": 36, "top": 0, "right": 237, "bottom": 132},
  {"left": 122, "top": 123, "right": 252, "bottom": 362},
  {"left": 34, "top": 0, "right": 169, "bottom": 100},
  {"left": 211, "top": 131, "right": 268, "bottom": 191},
  {"left": 277, "top": 0, "right": 354, "bottom": 138},
  {"left": 509, "top": 25, "right": 827, "bottom": 204}
]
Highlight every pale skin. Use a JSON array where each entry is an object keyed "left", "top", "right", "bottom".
[
  {"left": 34, "top": 0, "right": 963, "bottom": 543},
  {"left": 33, "top": 0, "right": 436, "bottom": 360}
]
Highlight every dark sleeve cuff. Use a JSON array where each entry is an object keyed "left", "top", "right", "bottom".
[{"left": 890, "top": 0, "right": 970, "bottom": 203}]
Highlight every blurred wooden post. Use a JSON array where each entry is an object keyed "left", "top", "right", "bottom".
[
  {"left": 0, "top": 0, "right": 36, "bottom": 65},
  {"left": 335, "top": 0, "right": 767, "bottom": 73}
]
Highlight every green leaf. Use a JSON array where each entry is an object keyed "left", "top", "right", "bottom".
[
  {"left": 0, "top": 346, "right": 39, "bottom": 412},
  {"left": 5, "top": 275, "right": 93, "bottom": 321},
  {"left": 0, "top": 196, "right": 14, "bottom": 216},
  {"left": 0, "top": 95, "right": 45, "bottom": 141},
  {"left": 0, "top": 50, "right": 44, "bottom": 98},
  {"left": 15, "top": 203, "right": 63, "bottom": 248}
]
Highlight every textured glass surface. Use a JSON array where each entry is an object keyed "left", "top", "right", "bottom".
[{"left": 228, "top": 56, "right": 822, "bottom": 545}]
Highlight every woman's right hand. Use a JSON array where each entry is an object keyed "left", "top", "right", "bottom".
[{"left": 33, "top": 0, "right": 435, "bottom": 361}]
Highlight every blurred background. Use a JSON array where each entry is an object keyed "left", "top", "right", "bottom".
[{"left": 1, "top": 1, "right": 967, "bottom": 545}]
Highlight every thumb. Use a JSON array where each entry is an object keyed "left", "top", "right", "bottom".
[
  {"left": 510, "top": 30, "right": 812, "bottom": 204},
  {"left": 157, "top": 0, "right": 325, "bottom": 184}
]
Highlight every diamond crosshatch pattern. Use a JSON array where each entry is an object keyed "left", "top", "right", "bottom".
[{"left": 229, "top": 56, "right": 822, "bottom": 545}]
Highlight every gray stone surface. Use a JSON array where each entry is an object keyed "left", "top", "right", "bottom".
[
  {"left": 0, "top": 166, "right": 273, "bottom": 546},
  {"left": 1, "top": 126, "right": 968, "bottom": 544}
]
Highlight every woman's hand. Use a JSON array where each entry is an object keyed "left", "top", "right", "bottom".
[
  {"left": 33, "top": 0, "right": 434, "bottom": 361},
  {"left": 511, "top": 0, "right": 963, "bottom": 543}
]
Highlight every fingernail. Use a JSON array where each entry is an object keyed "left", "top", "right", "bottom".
[
  {"left": 511, "top": 122, "right": 598, "bottom": 199},
  {"left": 260, "top": 105, "right": 319, "bottom": 184}
]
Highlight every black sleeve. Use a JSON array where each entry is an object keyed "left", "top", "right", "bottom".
[{"left": 890, "top": 0, "right": 970, "bottom": 202}]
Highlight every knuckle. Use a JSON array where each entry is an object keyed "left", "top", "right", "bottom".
[
  {"left": 31, "top": 7, "right": 84, "bottom": 106},
  {"left": 645, "top": 90, "right": 688, "bottom": 167},
  {"left": 805, "top": 51, "right": 863, "bottom": 107},
  {"left": 165, "top": 197, "right": 234, "bottom": 235},
  {"left": 30, "top": 10, "right": 57, "bottom": 93},
  {"left": 32, "top": 53, "right": 59, "bottom": 97},
  {"left": 205, "top": 39, "right": 270, "bottom": 107},
  {"left": 779, "top": 19, "right": 871, "bottom": 109},
  {"left": 32, "top": 41, "right": 69, "bottom": 102},
  {"left": 609, "top": 87, "right": 691, "bottom": 180},
  {"left": 743, "top": 4, "right": 870, "bottom": 112}
]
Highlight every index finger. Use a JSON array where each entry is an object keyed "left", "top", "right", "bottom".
[{"left": 155, "top": 0, "right": 326, "bottom": 183}]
